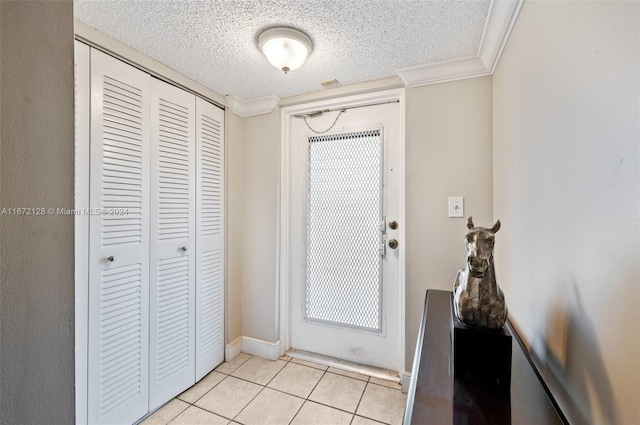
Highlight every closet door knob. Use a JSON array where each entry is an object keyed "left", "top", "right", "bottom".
[
  {"left": 106, "top": 255, "right": 116, "bottom": 262},
  {"left": 180, "top": 246, "right": 188, "bottom": 252}
]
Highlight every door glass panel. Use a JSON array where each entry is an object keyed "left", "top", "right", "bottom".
[{"left": 305, "top": 129, "right": 382, "bottom": 331}]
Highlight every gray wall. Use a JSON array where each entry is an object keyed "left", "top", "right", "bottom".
[
  {"left": 493, "top": 1, "right": 639, "bottom": 423},
  {"left": 0, "top": 1, "right": 75, "bottom": 424}
]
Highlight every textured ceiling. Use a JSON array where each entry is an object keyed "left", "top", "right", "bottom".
[{"left": 74, "top": 0, "right": 492, "bottom": 100}]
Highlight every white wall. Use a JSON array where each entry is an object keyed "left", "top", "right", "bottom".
[
  {"left": 0, "top": 1, "right": 75, "bottom": 423},
  {"left": 404, "top": 76, "right": 493, "bottom": 368},
  {"left": 226, "top": 112, "right": 244, "bottom": 344},
  {"left": 493, "top": 1, "right": 639, "bottom": 423},
  {"left": 241, "top": 109, "right": 281, "bottom": 343}
]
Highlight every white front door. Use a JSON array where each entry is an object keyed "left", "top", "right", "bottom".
[{"left": 289, "top": 101, "right": 402, "bottom": 371}]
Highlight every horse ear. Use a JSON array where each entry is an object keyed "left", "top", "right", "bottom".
[
  {"left": 466, "top": 216, "right": 474, "bottom": 230},
  {"left": 491, "top": 220, "right": 501, "bottom": 233}
]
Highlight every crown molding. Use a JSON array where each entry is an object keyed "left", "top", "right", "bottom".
[
  {"left": 479, "top": 0, "right": 525, "bottom": 73},
  {"left": 395, "top": 55, "right": 491, "bottom": 87},
  {"left": 225, "top": 94, "right": 280, "bottom": 117},
  {"left": 396, "top": 0, "right": 523, "bottom": 87}
]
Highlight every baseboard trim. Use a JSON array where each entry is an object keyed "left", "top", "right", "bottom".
[
  {"left": 240, "top": 336, "right": 282, "bottom": 361},
  {"left": 225, "top": 336, "right": 243, "bottom": 362},
  {"left": 401, "top": 370, "right": 412, "bottom": 394}
]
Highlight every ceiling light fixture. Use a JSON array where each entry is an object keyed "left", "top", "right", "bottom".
[{"left": 258, "top": 27, "right": 312, "bottom": 74}]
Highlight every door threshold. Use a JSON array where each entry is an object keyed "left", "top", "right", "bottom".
[{"left": 285, "top": 348, "right": 400, "bottom": 383}]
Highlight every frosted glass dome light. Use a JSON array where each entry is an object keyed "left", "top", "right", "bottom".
[{"left": 258, "top": 27, "right": 312, "bottom": 73}]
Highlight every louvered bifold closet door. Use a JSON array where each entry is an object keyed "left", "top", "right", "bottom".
[
  {"left": 195, "top": 97, "right": 225, "bottom": 380},
  {"left": 88, "top": 49, "right": 151, "bottom": 425},
  {"left": 149, "top": 79, "right": 196, "bottom": 410}
]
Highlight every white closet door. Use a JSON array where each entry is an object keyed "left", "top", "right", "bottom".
[
  {"left": 88, "top": 49, "right": 151, "bottom": 425},
  {"left": 195, "top": 97, "right": 225, "bottom": 380},
  {"left": 149, "top": 79, "right": 196, "bottom": 410}
]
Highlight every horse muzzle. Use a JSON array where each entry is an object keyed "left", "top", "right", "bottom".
[{"left": 467, "top": 256, "right": 489, "bottom": 277}]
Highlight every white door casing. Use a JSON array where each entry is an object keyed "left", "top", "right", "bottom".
[
  {"left": 88, "top": 48, "right": 151, "bottom": 425},
  {"left": 280, "top": 90, "right": 405, "bottom": 373}
]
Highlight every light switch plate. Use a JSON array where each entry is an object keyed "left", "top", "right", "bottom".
[{"left": 448, "top": 197, "right": 464, "bottom": 218}]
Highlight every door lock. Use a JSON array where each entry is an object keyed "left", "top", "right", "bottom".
[
  {"left": 388, "top": 220, "right": 398, "bottom": 230},
  {"left": 388, "top": 239, "right": 398, "bottom": 249}
]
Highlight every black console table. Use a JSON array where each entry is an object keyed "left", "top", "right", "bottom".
[{"left": 404, "top": 290, "right": 567, "bottom": 425}]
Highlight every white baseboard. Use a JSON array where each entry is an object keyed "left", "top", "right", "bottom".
[
  {"left": 401, "top": 370, "right": 411, "bottom": 393},
  {"left": 225, "top": 336, "right": 243, "bottom": 362},
  {"left": 240, "top": 336, "right": 282, "bottom": 361}
]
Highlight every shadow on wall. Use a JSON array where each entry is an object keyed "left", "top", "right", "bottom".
[{"left": 534, "top": 282, "right": 618, "bottom": 425}]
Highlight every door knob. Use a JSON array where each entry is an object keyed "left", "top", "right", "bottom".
[
  {"left": 388, "top": 239, "right": 398, "bottom": 249},
  {"left": 180, "top": 246, "right": 188, "bottom": 252},
  {"left": 388, "top": 220, "right": 398, "bottom": 230},
  {"left": 106, "top": 255, "right": 116, "bottom": 262}
]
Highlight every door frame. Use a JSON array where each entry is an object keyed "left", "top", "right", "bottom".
[{"left": 278, "top": 88, "right": 406, "bottom": 374}]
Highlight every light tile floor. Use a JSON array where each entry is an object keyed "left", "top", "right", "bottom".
[{"left": 141, "top": 354, "right": 407, "bottom": 425}]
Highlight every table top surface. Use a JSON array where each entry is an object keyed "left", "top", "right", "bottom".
[{"left": 404, "top": 290, "right": 566, "bottom": 425}]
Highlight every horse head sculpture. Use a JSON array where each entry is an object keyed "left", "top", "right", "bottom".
[
  {"left": 465, "top": 217, "right": 500, "bottom": 278},
  {"left": 453, "top": 216, "right": 507, "bottom": 330}
]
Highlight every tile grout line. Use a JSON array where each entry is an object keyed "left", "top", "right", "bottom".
[
  {"left": 347, "top": 374, "right": 372, "bottom": 425},
  {"left": 353, "top": 414, "right": 389, "bottom": 425},
  {"left": 229, "top": 383, "right": 268, "bottom": 424},
  {"left": 262, "top": 357, "right": 290, "bottom": 388},
  {"left": 302, "top": 367, "right": 372, "bottom": 419},
  {"left": 167, "top": 354, "right": 403, "bottom": 425},
  {"left": 183, "top": 376, "right": 241, "bottom": 423},
  {"left": 261, "top": 356, "right": 307, "bottom": 424},
  {"left": 228, "top": 356, "right": 296, "bottom": 424},
  {"left": 178, "top": 362, "right": 261, "bottom": 423},
  {"left": 157, "top": 400, "right": 190, "bottom": 425},
  {"left": 157, "top": 355, "right": 272, "bottom": 424},
  {"left": 223, "top": 358, "right": 283, "bottom": 423},
  {"left": 241, "top": 362, "right": 385, "bottom": 418},
  {"left": 352, "top": 381, "right": 370, "bottom": 420},
  {"left": 178, "top": 369, "right": 231, "bottom": 406},
  {"left": 285, "top": 363, "right": 329, "bottom": 425}
]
